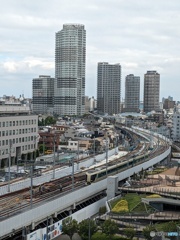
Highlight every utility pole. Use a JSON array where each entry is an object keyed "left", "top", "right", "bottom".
[
  {"left": 53, "top": 134, "right": 56, "bottom": 179},
  {"left": 30, "top": 165, "right": 33, "bottom": 209},
  {"left": 106, "top": 137, "right": 108, "bottom": 176},
  {"left": 8, "top": 140, "right": 12, "bottom": 192},
  {"left": 94, "top": 137, "right": 96, "bottom": 158},
  {"left": 77, "top": 140, "right": 79, "bottom": 170},
  {"left": 72, "top": 157, "right": 74, "bottom": 191},
  {"left": 43, "top": 135, "right": 45, "bottom": 155},
  {"left": 88, "top": 218, "right": 91, "bottom": 240}
]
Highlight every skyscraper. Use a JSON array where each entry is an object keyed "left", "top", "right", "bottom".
[
  {"left": 97, "top": 62, "right": 121, "bottom": 115},
  {"left": 32, "top": 75, "right": 54, "bottom": 114},
  {"left": 143, "top": 71, "right": 160, "bottom": 113},
  {"left": 54, "top": 24, "right": 86, "bottom": 116},
  {"left": 125, "top": 74, "right": 140, "bottom": 112}
]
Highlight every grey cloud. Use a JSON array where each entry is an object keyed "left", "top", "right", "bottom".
[{"left": 0, "top": 0, "right": 179, "bottom": 101}]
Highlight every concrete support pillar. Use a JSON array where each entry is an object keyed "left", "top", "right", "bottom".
[
  {"left": 50, "top": 217, "right": 53, "bottom": 225},
  {"left": 107, "top": 176, "right": 118, "bottom": 200}
]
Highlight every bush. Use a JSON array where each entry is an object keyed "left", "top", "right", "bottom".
[
  {"left": 146, "top": 194, "right": 161, "bottom": 198},
  {"left": 112, "top": 200, "right": 129, "bottom": 212},
  {"left": 92, "top": 232, "right": 129, "bottom": 240},
  {"left": 99, "top": 206, "right": 106, "bottom": 215}
]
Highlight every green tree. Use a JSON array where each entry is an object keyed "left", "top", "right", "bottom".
[
  {"left": 124, "top": 227, "right": 135, "bottom": 240},
  {"left": 45, "top": 116, "right": 56, "bottom": 125},
  {"left": 62, "top": 217, "right": 78, "bottom": 240},
  {"left": 39, "top": 144, "right": 46, "bottom": 154},
  {"left": 143, "top": 225, "right": 156, "bottom": 240},
  {"left": 101, "top": 219, "right": 119, "bottom": 240},
  {"left": 161, "top": 221, "right": 177, "bottom": 232},
  {"left": 78, "top": 219, "right": 97, "bottom": 240},
  {"left": 27, "top": 152, "right": 31, "bottom": 160},
  {"left": 99, "top": 206, "right": 106, "bottom": 216}
]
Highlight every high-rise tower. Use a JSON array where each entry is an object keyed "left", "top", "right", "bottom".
[
  {"left": 125, "top": 74, "right": 140, "bottom": 112},
  {"left": 143, "top": 71, "right": 160, "bottom": 113},
  {"left": 32, "top": 75, "right": 54, "bottom": 114},
  {"left": 54, "top": 24, "right": 86, "bottom": 116},
  {"left": 97, "top": 62, "right": 121, "bottom": 115}
]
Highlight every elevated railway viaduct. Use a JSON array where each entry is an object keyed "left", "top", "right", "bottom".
[{"left": 0, "top": 127, "right": 171, "bottom": 239}]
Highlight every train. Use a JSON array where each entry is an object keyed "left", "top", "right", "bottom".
[{"left": 86, "top": 151, "right": 149, "bottom": 183}]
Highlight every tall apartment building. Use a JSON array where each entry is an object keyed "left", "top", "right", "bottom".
[
  {"left": 97, "top": 62, "right": 121, "bottom": 115},
  {"left": 32, "top": 75, "right": 54, "bottom": 115},
  {"left": 125, "top": 74, "right": 140, "bottom": 112},
  {"left": 143, "top": 71, "right": 160, "bottom": 113},
  {"left": 54, "top": 24, "right": 86, "bottom": 116},
  {"left": 171, "top": 110, "right": 180, "bottom": 141}
]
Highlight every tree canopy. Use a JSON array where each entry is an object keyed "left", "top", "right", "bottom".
[
  {"left": 62, "top": 217, "right": 78, "bottom": 240},
  {"left": 78, "top": 219, "right": 97, "bottom": 240},
  {"left": 101, "top": 219, "right": 119, "bottom": 239}
]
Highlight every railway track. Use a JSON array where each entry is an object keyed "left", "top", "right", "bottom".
[{"left": 0, "top": 128, "right": 169, "bottom": 220}]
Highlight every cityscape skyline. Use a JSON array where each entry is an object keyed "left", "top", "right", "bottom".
[{"left": 0, "top": 0, "right": 180, "bottom": 100}]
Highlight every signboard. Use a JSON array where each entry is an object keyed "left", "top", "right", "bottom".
[
  {"left": 27, "top": 229, "right": 41, "bottom": 240},
  {"left": 27, "top": 220, "right": 62, "bottom": 240}
]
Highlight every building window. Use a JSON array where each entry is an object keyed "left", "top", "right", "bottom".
[
  {"left": 6, "top": 130, "right": 8, "bottom": 136},
  {"left": 6, "top": 122, "right": 8, "bottom": 127},
  {"left": 2, "top": 131, "right": 5, "bottom": 136},
  {"left": 6, "top": 140, "right": 8, "bottom": 145},
  {"left": 3, "top": 122, "right": 5, "bottom": 127}
]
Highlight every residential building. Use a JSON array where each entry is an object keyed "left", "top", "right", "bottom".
[
  {"left": 171, "top": 109, "right": 180, "bottom": 141},
  {"left": 54, "top": 24, "right": 86, "bottom": 116},
  {"left": 32, "top": 75, "right": 54, "bottom": 115},
  {"left": 143, "top": 71, "right": 160, "bottom": 113},
  {"left": 85, "top": 96, "right": 97, "bottom": 113},
  {"left": 124, "top": 74, "right": 140, "bottom": 112},
  {"left": 97, "top": 62, "right": 121, "bottom": 115},
  {"left": 163, "top": 99, "right": 176, "bottom": 110},
  {"left": 38, "top": 130, "right": 61, "bottom": 153}
]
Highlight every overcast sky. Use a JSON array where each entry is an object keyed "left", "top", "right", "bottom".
[{"left": 0, "top": 0, "right": 180, "bottom": 101}]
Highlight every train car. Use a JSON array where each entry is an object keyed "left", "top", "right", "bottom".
[{"left": 86, "top": 152, "right": 149, "bottom": 183}]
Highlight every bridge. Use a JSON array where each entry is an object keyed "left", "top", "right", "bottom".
[{"left": 0, "top": 127, "right": 171, "bottom": 239}]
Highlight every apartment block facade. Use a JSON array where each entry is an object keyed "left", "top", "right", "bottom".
[
  {"left": 32, "top": 75, "right": 54, "bottom": 115},
  {"left": 97, "top": 62, "right": 121, "bottom": 115},
  {"left": 54, "top": 24, "right": 86, "bottom": 116},
  {"left": 125, "top": 74, "right": 140, "bottom": 112},
  {"left": 144, "top": 71, "right": 160, "bottom": 113}
]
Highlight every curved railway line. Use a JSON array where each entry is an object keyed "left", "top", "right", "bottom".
[{"left": 0, "top": 128, "right": 169, "bottom": 221}]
